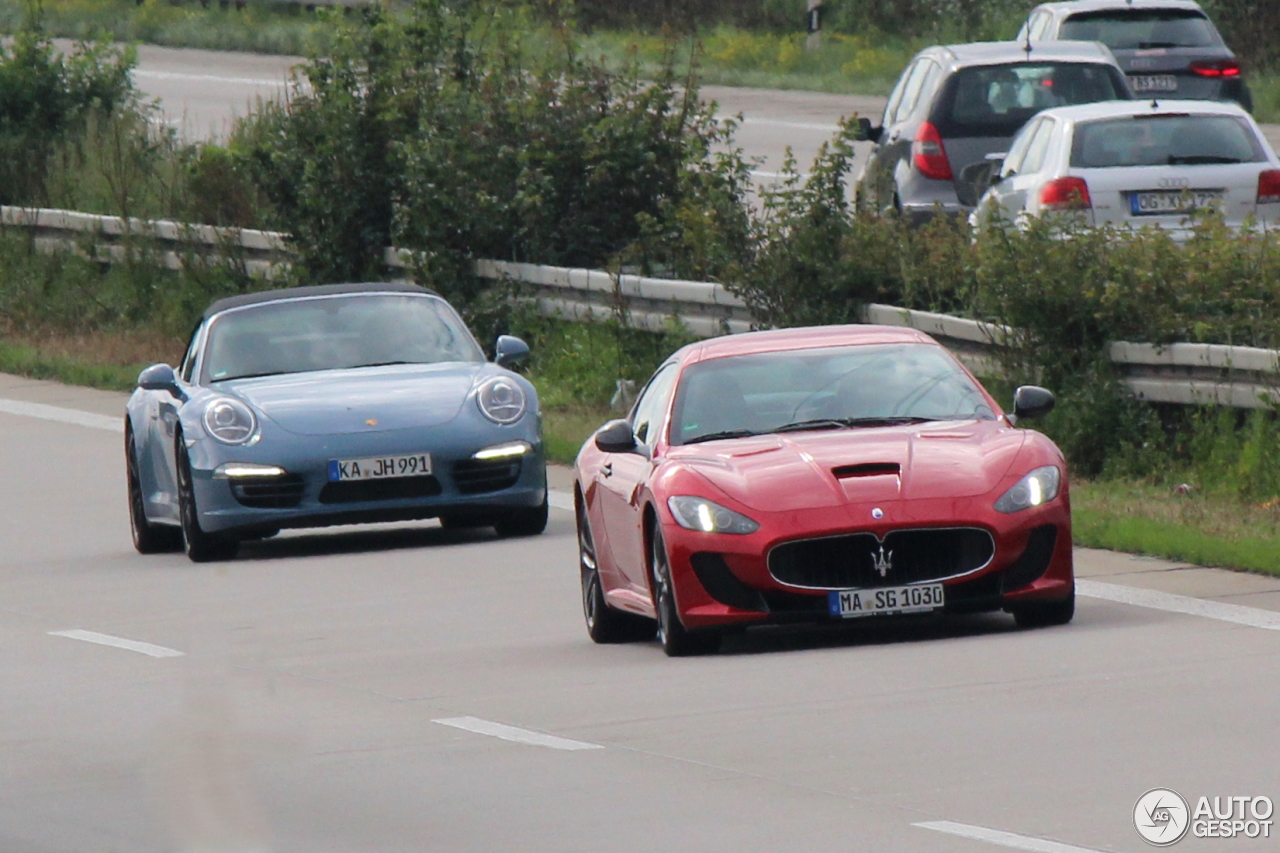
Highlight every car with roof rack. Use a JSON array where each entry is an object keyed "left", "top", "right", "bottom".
[{"left": 855, "top": 40, "right": 1132, "bottom": 221}]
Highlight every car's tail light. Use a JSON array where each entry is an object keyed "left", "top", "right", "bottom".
[
  {"left": 1257, "top": 170, "right": 1280, "bottom": 204},
  {"left": 912, "top": 122, "right": 954, "bottom": 181},
  {"left": 1189, "top": 60, "right": 1242, "bottom": 78},
  {"left": 1039, "top": 177, "right": 1092, "bottom": 210}
]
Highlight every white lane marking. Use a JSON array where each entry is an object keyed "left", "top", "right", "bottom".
[
  {"left": 1078, "top": 579, "right": 1280, "bottom": 631},
  {"left": 433, "top": 716, "right": 603, "bottom": 751},
  {"left": 547, "top": 489, "right": 574, "bottom": 512},
  {"left": 0, "top": 398, "right": 121, "bottom": 433},
  {"left": 49, "top": 629, "right": 185, "bottom": 658},
  {"left": 914, "top": 821, "right": 1104, "bottom": 853},
  {"left": 134, "top": 69, "right": 289, "bottom": 88},
  {"left": 751, "top": 170, "right": 812, "bottom": 180},
  {"left": 738, "top": 117, "right": 842, "bottom": 132}
]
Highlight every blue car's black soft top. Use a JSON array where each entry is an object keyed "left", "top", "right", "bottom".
[{"left": 203, "top": 282, "right": 438, "bottom": 320}]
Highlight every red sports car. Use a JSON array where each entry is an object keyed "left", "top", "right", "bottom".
[{"left": 574, "top": 324, "right": 1074, "bottom": 656}]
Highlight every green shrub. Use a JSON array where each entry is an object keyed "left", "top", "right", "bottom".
[
  {"left": 0, "top": 24, "right": 135, "bottom": 205},
  {"left": 239, "top": 0, "right": 752, "bottom": 305}
]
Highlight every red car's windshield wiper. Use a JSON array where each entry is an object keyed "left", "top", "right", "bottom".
[
  {"left": 683, "top": 429, "right": 760, "bottom": 444},
  {"left": 774, "top": 416, "right": 941, "bottom": 433}
]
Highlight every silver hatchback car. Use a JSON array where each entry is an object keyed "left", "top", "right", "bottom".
[
  {"left": 855, "top": 41, "right": 1132, "bottom": 221},
  {"left": 971, "top": 99, "right": 1280, "bottom": 238}
]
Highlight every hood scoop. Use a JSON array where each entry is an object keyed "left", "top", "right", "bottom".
[{"left": 833, "top": 462, "right": 901, "bottom": 479}]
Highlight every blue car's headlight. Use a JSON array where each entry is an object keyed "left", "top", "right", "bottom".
[
  {"left": 994, "top": 465, "right": 1061, "bottom": 513},
  {"left": 477, "top": 377, "right": 526, "bottom": 424},
  {"left": 668, "top": 496, "right": 759, "bottom": 534},
  {"left": 203, "top": 397, "right": 259, "bottom": 445}
]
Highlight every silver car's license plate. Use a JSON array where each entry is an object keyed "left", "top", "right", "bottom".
[
  {"left": 828, "top": 583, "right": 944, "bottom": 618},
  {"left": 328, "top": 452, "right": 432, "bottom": 481},
  {"left": 1130, "top": 74, "right": 1177, "bottom": 93},
  {"left": 1130, "top": 190, "right": 1223, "bottom": 215}
]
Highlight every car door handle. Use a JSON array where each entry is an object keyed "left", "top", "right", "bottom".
[{"left": 601, "top": 463, "right": 613, "bottom": 478}]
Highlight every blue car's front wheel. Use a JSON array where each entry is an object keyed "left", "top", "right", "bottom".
[
  {"left": 494, "top": 493, "right": 548, "bottom": 538},
  {"left": 126, "top": 421, "right": 183, "bottom": 554},
  {"left": 176, "top": 435, "right": 239, "bottom": 563}
]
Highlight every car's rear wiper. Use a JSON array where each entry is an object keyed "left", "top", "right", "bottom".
[
  {"left": 683, "top": 429, "right": 760, "bottom": 444},
  {"left": 1166, "top": 155, "right": 1242, "bottom": 165},
  {"left": 1136, "top": 41, "right": 1182, "bottom": 48}
]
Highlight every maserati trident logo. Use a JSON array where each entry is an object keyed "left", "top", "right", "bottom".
[{"left": 872, "top": 545, "right": 893, "bottom": 577}]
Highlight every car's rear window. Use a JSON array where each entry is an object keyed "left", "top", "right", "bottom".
[
  {"left": 935, "top": 63, "right": 1127, "bottom": 139},
  {"left": 1071, "top": 114, "right": 1265, "bottom": 168},
  {"left": 1061, "top": 10, "right": 1220, "bottom": 50},
  {"left": 203, "top": 293, "right": 484, "bottom": 382},
  {"left": 669, "top": 343, "right": 995, "bottom": 446}
]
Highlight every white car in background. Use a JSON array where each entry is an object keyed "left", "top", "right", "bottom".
[{"left": 972, "top": 99, "right": 1280, "bottom": 236}]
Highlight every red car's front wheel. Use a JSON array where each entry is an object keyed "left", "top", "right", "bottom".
[
  {"left": 578, "top": 497, "right": 652, "bottom": 643},
  {"left": 651, "top": 526, "right": 721, "bottom": 657}
]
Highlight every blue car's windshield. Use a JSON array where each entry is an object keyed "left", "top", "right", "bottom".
[
  {"left": 202, "top": 293, "right": 484, "bottom": 382},
  {"left": 670, "top": 343, "right": 997, "bottom": 446}
]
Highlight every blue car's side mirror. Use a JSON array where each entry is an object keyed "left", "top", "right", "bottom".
[
  {"left": 494, "top": 335, "right": 530, "bottom": 369},
  {"left": 138, "top": 363, "right": 183, "bottom": 399}
]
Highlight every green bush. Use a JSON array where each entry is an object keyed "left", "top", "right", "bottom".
[
  {"left": 239, "top": 0, "right": 752, "bottom": 304},
  {"left": 0, "top": 25, "right": 135, "bottom": 205}
]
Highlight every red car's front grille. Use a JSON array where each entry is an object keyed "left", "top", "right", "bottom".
[{"left": 768, "top": 527, "right": 995, "bottom": 589}]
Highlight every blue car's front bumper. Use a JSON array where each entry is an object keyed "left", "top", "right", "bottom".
[{"left": 187, "top": 423, "right": 546, "bottom": 535}]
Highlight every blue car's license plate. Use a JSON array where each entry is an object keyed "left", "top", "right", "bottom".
[{"left": 328, "top": 453, "right": 432, "bottom": 482}]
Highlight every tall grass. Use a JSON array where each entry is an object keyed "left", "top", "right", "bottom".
[{"left": 0, "top": 0, "right": 330, "bottom": 55}]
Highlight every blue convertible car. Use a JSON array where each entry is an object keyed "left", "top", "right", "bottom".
[{"left": 125, "top": 282, "right": 547, "bottom": 561}]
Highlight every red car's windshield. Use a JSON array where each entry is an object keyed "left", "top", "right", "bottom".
[
  {"left": 669, "top": 343, "right": 997, "bottom": 446},
  {"left": 202, "top": 293, "right": 484, "bottom": 382}
]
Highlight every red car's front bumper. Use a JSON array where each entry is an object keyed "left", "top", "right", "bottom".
[{"left": 661, "top": 499, "right": 1073, "bottom": 631}]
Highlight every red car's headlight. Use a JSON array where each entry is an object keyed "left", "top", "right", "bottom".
[
  {"left": 668, "top": 496, "right": 759, "bottom": 534},
  {"left": 994, "top": 465, "right": 1061, "bottom": 513}
]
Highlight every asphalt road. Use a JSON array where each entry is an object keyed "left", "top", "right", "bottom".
[
  {"left": 121, "top": 42, "right": 1280, "bottom": 187},
  {"left": 4, "top": 374, "right": 1280, "bottom": 853}
]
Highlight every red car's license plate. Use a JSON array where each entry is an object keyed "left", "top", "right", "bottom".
[{"left": 828, "top": 583, "right": 944, "bottom": 618}]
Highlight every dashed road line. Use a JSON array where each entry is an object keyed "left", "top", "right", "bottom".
[
  {"left": 914, "top": 821, "right": 1105, "bottom": 853},
  {"left": 433, "top": 716, "right": 603, "bottom": 751},
  {"left": 0, "top": 399, "right": 121, "bottom": 433},
  {"left": 48, "top": 629, "right": 184, "bottom": 658},
  {"left": 1078, "top": 579, "right": 1280, "bottom": 631},
  {"left": 134, "top": 69, "right": 290, "bottom": 87},
  {"left": 738, "top": 117, "right": 842, "bottom": 132}
]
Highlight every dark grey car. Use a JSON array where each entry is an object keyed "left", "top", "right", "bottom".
[
  {"left": 1017, "top": 0, "right": 1251, "bottom": 111},
  {"left": 855, "top": 41, "right": 1131, "bottom": 220}
]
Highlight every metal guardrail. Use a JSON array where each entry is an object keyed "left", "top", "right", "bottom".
[{"left": 4, "top": 205, "right": 1278, "bottom": 409}]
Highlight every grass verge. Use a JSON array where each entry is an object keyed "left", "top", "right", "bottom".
[
  {"left": 0, "top": 327, "right": 181, "bottom": 392},
  {"left": 1072, "top": 479, "right": 1280, "bottom": 576}
]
